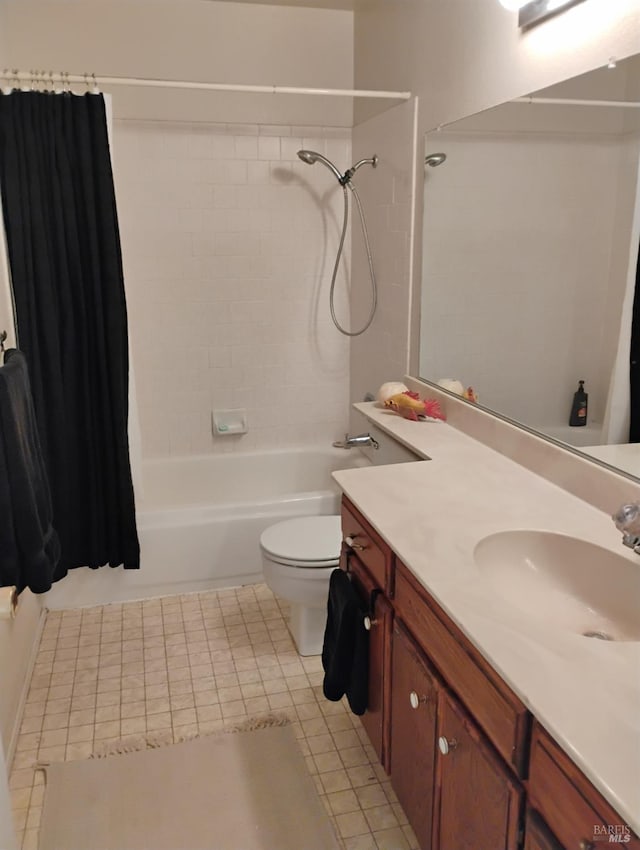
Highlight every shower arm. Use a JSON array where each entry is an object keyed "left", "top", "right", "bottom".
[{"left": 341, "top": 155, "right": 378, "bottom": 185}]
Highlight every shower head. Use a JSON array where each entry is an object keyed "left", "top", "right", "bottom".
[
  {"left": 297, "top": 149, "right": 378, "bottom": 185},
  {"left": 297, "top": 149, "right": 344, "bottom": 183},
  {"left": 425, "top": 152, "right": 447, "bottom": 167},
  {"left": 297, "top": 150, "right": 318, "bottom": 165}
]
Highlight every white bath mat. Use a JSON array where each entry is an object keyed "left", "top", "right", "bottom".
[{"left": 38, "top": 721, "right": 340, "bottom": 850}]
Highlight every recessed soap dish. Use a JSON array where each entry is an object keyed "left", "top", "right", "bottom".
[{"left": 212, "top": 409, "right": 247, "bottom": 436}]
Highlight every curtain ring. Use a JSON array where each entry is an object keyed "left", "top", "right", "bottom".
[
  {"left": 2, "top": 69, "right": 13, "bottom": 95},
  {"left": 91, "top": 73, "right": 99, "bottom": 94}
]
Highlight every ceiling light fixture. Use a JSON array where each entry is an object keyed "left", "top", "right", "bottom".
[{"left": 501, "top": 0, "right": 588, "bottom": 28}]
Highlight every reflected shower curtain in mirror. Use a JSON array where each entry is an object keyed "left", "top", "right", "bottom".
[
  {"left": 630, "top": 241, "right": 640, "bottom": 443},
  {"left": 0, "top": 91, "right": 139, "bottom": 579}
]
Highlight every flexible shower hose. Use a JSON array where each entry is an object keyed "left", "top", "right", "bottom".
[{"left": 329, "top": 182, "right": 378, "bottom": 337}]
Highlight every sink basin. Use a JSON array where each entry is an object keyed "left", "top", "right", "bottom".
[{"left": 473, "top": 531, "right": 640, "bottom": 641}]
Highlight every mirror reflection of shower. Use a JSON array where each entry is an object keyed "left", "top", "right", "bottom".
[
  {"left": 297, "top": 149, "right": 378, "bottom": 337},
  {"left": 425, "top": 152, "right": 447, "bottom": 167}
]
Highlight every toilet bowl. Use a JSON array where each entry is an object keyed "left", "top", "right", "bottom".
[{"left": 260, "top": 515, "right": 342, "bottom": 656}]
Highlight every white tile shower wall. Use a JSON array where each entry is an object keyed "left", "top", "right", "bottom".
[
  {"left": 113, "top": 122, "right": 352, "bottom": 458},
  {"left": 350, "top": 100, "right": 416, "bottom": 407}
]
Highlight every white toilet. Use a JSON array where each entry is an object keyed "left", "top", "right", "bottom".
[{"left": 260, "top": 515, "right": 342, "bottom": 656}]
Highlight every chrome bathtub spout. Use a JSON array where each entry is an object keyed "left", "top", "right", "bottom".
[
  {"left": 333, "top": 433, "right": 379, "bottom": 450},
  {"left": 612, "top": 503, "right": 640, "bottom": 553}
]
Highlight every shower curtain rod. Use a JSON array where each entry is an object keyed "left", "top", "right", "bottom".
[
  {"left": 514, "top": 95, "right": 640, "bottom": 109},
  {"left": 2, "top": 70, "right": 411, "bottom": 101}
]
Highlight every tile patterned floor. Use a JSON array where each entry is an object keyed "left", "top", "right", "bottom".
[{"left": 9, "top": 583, "right": 418, "bottom": 850}]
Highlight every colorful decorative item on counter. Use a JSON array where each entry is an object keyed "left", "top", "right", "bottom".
[
  {"left": 384, "top": 391, "right": 446, "bottom": 422},
  {"left": 463, "top": 386, "right": 479, "bottom": 403}
]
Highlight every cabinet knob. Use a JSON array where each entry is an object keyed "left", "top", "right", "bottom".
[
  {"left": 409, "top": 691, "right": 428, "bottom": 710},
  {"left": 578, "top": 842, "right": 595, "bottom": 850},
  {"left": 345, "top": 535, "right": 366, "bottom": 551},
  {"left": 438, "top": 736, "right": 458, "bottom": 755},
  {"left": 363, "top": 615, "right": 378, "bottom": 631}
]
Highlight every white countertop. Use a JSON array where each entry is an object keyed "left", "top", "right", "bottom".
[{"left": 333, "top": 404, "right": 640, "bottom": 832}]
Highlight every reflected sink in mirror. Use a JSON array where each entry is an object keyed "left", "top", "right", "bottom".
[{"left": 473, "top": 531, "right": 640, "bottom": 642}]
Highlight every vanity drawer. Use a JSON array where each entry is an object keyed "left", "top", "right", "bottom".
[
  {"left": 394, "top": 560, "right": 530, "bottom": 777},
  {"left": 341, "top": 497, "right": 393, "bottom": 595},
  {"left": 529, "top": 723, "right": 640, "bottom": 850}
]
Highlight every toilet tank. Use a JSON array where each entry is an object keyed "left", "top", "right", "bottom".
[{"left": 349, "top": 408, "right": 423, "bottom": 466}]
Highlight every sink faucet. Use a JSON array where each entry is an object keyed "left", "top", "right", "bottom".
[
  {"left": 333, "top": 432, "right": 379, "bottom": 450},
  {"left": 612, "top": 503, "right": 640, "bottom": 553}
]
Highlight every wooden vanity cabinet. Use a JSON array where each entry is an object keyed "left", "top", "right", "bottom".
[
  {"left": 340, "top": 497, "right": 394, "bottom": 768},
  {"left": 342, "top": 547, "right": 393, "bottom": 768},
  {"left": 394, "top": 560, "right": 530, "bottom": 779},
  {"left": 523, "top": 810, "right": 564, "bottom": 850},
  {"left": 528, "top": 722, "right": 640, "bottom": 850},
  {"left": 389, "top": 622, "right": 439, "bottom": 850},
  {"left": 341, "top": 496, "right": 394, "bottom": 597},
  {"left": 435, "top": 689, "right": 523, "bottom": 850},
  {"left": 339, "top": 495, "right": 638, "bottom": 850}
]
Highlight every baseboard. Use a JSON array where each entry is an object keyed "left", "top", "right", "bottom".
[{"left": 7, "top": 605, "right": 47, "bottom": 770}]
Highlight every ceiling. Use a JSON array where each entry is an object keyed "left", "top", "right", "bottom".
[{"left": 201, "top": 0, "right": 362, "bottom": 8}]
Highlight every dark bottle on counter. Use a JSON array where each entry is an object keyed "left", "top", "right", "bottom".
[{"left": 569, "top": 380, "right": 588, "bottom": 426}]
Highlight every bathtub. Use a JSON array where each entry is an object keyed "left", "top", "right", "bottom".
[{"left": 45, "top": 447, "right": 369, "bottom": 609}]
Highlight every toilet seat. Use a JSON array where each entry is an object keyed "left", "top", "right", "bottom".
[{"left": 260, "top": 515, "right": 342, "bottom": 569}]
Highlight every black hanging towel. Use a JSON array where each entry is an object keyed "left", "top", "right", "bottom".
[
  {"left": 322, "top": 568, "right": 369, "bottom": 716},
  {"left": 630, "top": 241, "right": 640, "bottom": 442},
  {"left": 0, "top": 91, "right": 139, "bottom": 575}
]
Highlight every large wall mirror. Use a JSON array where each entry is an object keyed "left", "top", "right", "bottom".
[{"left": 419, "top": 53, "right": 640, "bottom": 479}]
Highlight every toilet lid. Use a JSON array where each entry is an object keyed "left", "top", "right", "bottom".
[{"left": 260, "top": 515, "right": 342, "bottom": 564}]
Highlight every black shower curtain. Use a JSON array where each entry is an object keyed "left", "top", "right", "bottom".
[
  {"left": 0, "top": 91, "right": 139, "bottom": 578},
  {"left": 630, "top": 241, "right": 640, "bottom": 443}
]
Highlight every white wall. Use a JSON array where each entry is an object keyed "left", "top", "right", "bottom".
[
  {"left": 114, "top": 119, "right": 352, "bottom": 457},
  {"left": 355, "top": 0, "right": 640, "bottom": 133},
  {"left": 2, "top": 1, "right": 354, "bottom": 126}
]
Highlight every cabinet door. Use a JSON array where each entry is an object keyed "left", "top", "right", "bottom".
[
  {"left": 390, "top": 622, "right": 439, "bottom": 850},
  {"left": 524, "top": 810, "right": 563, "bottom": 850},
  {"left": 435, "top": 689, "right": 523, "bottom": 850},
  {"left": 348, "top": 553, "right": 393, "bottom": 768},
  {"left": 528, "top": 722, "right": 640, "bottom": 850}
]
